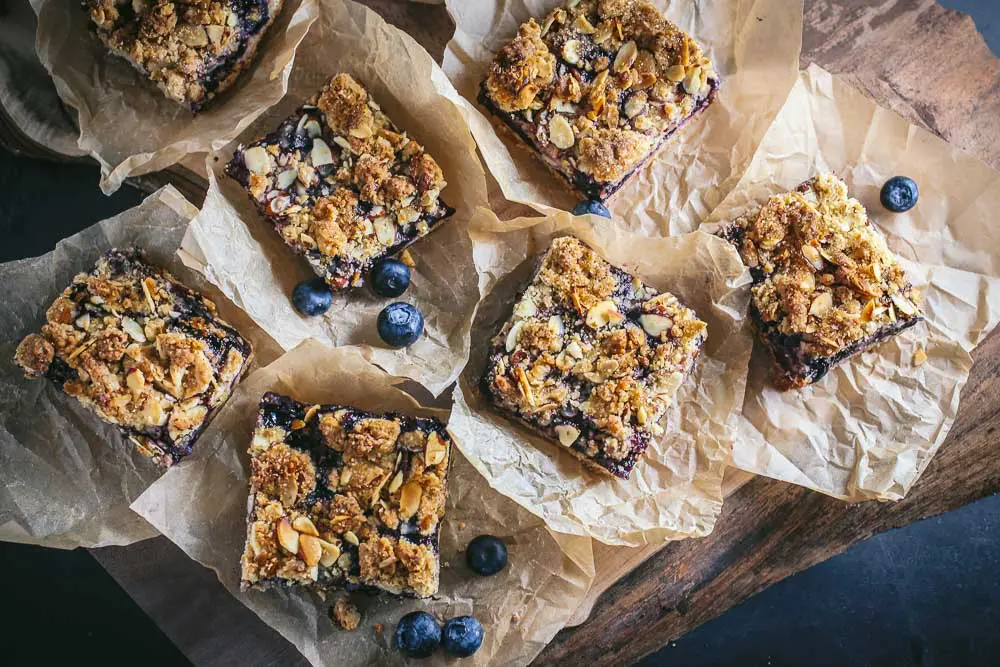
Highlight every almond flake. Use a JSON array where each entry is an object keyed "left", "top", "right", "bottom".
[
  {"left": 555, "top": 424, "right": 580, "bottom": 447},
  {"left": 243, "top": 146, "right": 271, "bottom": 174},
  {"left": 276, "top": 169, "right": 298, "bottom": 189},
  {"left": 319, "top": 540, "right": 341, "bottom": 567},
  {"left": 809, "top": 291, "right": 833, "bottom": 317},
  {"left": 122, "top": 317, "right": 147, "bottom": 343},
  {"left": 292, "top": 516, "right": 319, "bottom": 536},
  {"left": 343, "top": 531, "right": 360, "bottom": 546},
  {"left": 425, "top": 432, "right": 448, "bottom": 466},
  {"left": 639, "top": 314, "right": 673, "bottom": 337},
  {"left": 310, "top": 138, "right": 334, "bottom": 166},
  {"left": 613, "top": 41, "right": 638, "bottom": 73},
  {"left": 299, "top": 534, "right": 322, "bottom": 566},
  {"left": 562, "top": 40, "right": 582, "bottom": 65},
  {"left": 374, "top": 217, "right": 396, "bottom": 246},
  {"left": 586, "top": 300, "right": 624, "bottom": 328},
  {"left": 276, "top": 518, "right": 299, "bottom": 555},
  {"left": 548, "top": 114, "right": 575, "bottom": 150},
  {"left": 399, "top": 481, "right": 422, "bottom": 519}
]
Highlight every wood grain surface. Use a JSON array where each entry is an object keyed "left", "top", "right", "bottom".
[{"left": 2, "top": 1, "right": 999, "bottom": 666}]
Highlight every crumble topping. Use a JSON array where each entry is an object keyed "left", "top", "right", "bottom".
[
  {"left": 227, "top": 74, "right": 453, "bottom": 291},
  {"left": 240, "top": 393, "right": 451, "bottom": 598},
  {"left": 330, "top": 595, "right": 361, "bottom": 631},
  {"left": 482, "top": 236, "right": 705, "bottom": 479},
  {"left": 480, "top": 0, "right": 718, "bottom": 197},
  {"left": 725, "top": 173, "right": 923, "bottom": 361},
  {"left": 13, "top": 248, "right": 253, "bottom": 465},
  {"left": 86, "top": 0, "right": 282, "bottom": 111}
]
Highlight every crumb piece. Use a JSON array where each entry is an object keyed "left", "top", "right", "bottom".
[
  {"left": 330, "top": 596, "right": 361, "bottom": 631},
  {"left": 913, "top": 346, "right": 927, "bottom": 367}
]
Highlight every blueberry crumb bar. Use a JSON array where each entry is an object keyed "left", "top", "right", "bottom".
[
  {"left": 86, "top": 0, "right": 284, "bottom": 112},
  {"left": 14, "top": 248, "right": 253, "bottom": 466},
  {"left": 718, "top": 173, "right": 923, "bottom": 389},
  {"left": 226, "top": 73, "right": 454, "bottom": 292},
  {"left": 479, "top": 0, "right": 719, "bottom": 202},
  {"left": 481, "top": 236, "right": 706, "bottom": 480},
  {"left": 240, "top": 392, "right": 452, "bottom": 598}
]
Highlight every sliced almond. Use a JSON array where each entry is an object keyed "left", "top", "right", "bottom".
[
  {"left": 248, "top": 523, "right": 264, "bottom": 556},
  {"left": 122, "top": 317, "right": 146, "bottom": 343},
  {"left": 310, "top": 138, "right": 334, "bottom": 166},
  {"left": 639, "top": 313, "right": 673, "bottom": 337},
  {"left": 242, "top": 146, "right": 271, "bottom": 174},
  {"left": 278, "top": 477, "right": 298, "bottom": 507},
  {"left": 206, "top": 24, "right": 225, "bottom": 45},
  {"left": 276, "top": 518, "right": 300, "bottom": 555},
  {"left": 126, "top": 368, "right": 145, "bottom": 394},
  {"left": 613, "top": 41, "right": 638, "bottom": 73},
  {"left": 425, "top": 431, "right": 448, "bottom": 466},
  {"left": 337, "top": 553, "right": 352, "bottom": 569},
  {"left": 505, "top": 320, "right": 526, "bottom": 352},
  {"left": 299, "top": 534, "right": 322, "bottom": 566},
  {"left": 343, "top": 530, "right": 360, "bottom": 546},
  {"left": 548, "top": 314, "right": 564, "bottom": 336},
  {"left": 624, "top": 94, "right": 647, "bottom": 119},
  {"left": 636, "top": 405, "right": 649, "bottom": 426},
  {"left": 387, "top": 470, "right": 404, "bottom": 494},
  {"left": 809, "top": 291, "right": 833, "bottom": 317},
  {"left": 292, "top": 516, "right": 319, "bottom": 537},
  {"left": 304, "top": 120, "right": 323, "bottom": 138},
  {"left": 801, "top": 244, "right": 824, "bottom": 271},
  {"left": 515, "top": 367, "right": 535, "bottom": 406},
  {"left": 562, "top": 39, "right": 582, "bottom": 65},
  {"left": 566, "top": 340, "right": 584, "bottom": 359},
  {"left": 319, "top": 540, "right": 341, "bottom": 567},
  {"left": 549, "top": 114, "right": 575, "bottom": 150},
  {"left": 399, "top": 481, "right": 422, "bottom": 519},
  {"left": 276, "top": 169, "right": 298, "bottom": 189},
  {"left": 513, "top": 296, "right": 537, "bottom": 319},
  {"left": 75, "top": 313, "right": 91, "bottom": 330},
  {"left": 555, "top": 424, "right": 580, "bottom": 447},
  {"left": 891, "top": 293, "right": 918, "bottom": 316},
  {"left": 586, "top": 300, "right": 625, "bottom": 329},
  {"left": 374, "top": 217, "right": 396, "bottom": 246}
]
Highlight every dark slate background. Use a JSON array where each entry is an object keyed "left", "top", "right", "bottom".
[{"left": 1, "top": 2, "right": 998, "bottom": 665}]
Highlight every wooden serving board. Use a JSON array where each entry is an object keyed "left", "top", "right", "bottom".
[{"left": 3, "top": 1, "right": 999, "bottom": 665}]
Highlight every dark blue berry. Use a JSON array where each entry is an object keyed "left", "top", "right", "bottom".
[
  {"left": 880, "top": 176, "right": 919, "bottom": 213},
  {"left": 442, "top": 616, "right": 484, "bottom": 658},
  {"left": 465, "top": 535, "right": 507, "bottom": 576},
  {"left": 572, "top": 200, "right": 611, "bottom": 218},
  {"left": 370, "top": 258, "right": 411, "bottom": 298},
  {"left": 394, "top": 611, "right": 441, "bottom": 659},
  {"left": 377, "top": 302, "right": 424, "bottom": 348},
  {"left": 291, "top": 278, "right": 333, "bottom": 317}
]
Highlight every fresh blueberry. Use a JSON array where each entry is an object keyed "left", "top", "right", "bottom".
[
  {"left": 572, "top": 200, "right": 611, "bottom": 218},
  {"left": 465, "top": 535, "right": 507, "bottom": 576},
  {"left": 291, "top": 278, "right": 333, "bottom": 316},
  {"left": 394, "top": 611, "right": 441, "bottom": 659},
  {"left": 880, "top": 176, "right": 919, "bottom": 213},
  {"left": 442, "top": 616, "right": 484, "bottom": 658},
  {"left": 377, "top": 302, "right": 424, "bottom": 348},
  {"left": 370, "top": 258, "right": 411, "bottom": 298}
]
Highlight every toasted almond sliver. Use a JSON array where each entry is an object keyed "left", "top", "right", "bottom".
[
  {"left": 399, "top": 481, "right": 422, "bottom": 519},
  {"left": 292, "top": 516, "right": 319, "bottom": 537},
  {"left": 276, "top": 518, "right": 299, "bottom": 555},
  {"left": 299, "top": 534, "right": 322, "bottom": 567},
  {"left": 319, "top": 540, "right": 341, "bottom": 567},
  {"left": 343, "top": 530, "right": 360, "bottom": 546},
  {"left": 613, "top": 41, "right": 638, "bottom": 73},
  {"left": 425, "top": 431, "right": 448, "bottom": 466}
]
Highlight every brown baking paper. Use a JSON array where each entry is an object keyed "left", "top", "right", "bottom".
[
  {"left": 131, "top": 340, "right": 596, "bottom": 667},
  {"left": 180, "top": 0, "right": 491, "bottom": 398},
  {"left": 30, "top": 0, "right": 319, "bottom": 194},
  {"left": 441, "top": 0, "right": 803, "bottom": 235},
  {"left": 0, "top": 186, "right": 281, "bottom": 549},
  {"left": 449, "top": 209, "right": 752, "bottom": 546},
  {"left": 702, "top": 64, "right": 1000, "bottom": 502}
]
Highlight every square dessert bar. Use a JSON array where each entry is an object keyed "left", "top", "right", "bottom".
[
  {"left": 240, "top": 392, "right": 452, "bottom": 598},
  {"left": 719, "top": 173, "right": 923, "bottom": 389},
  {"left": 479, "top": 0, "right": 719, "bottom": 202},
  {"left": 86, "top": 0, "right": 284, "bottom": 112},
  {"left": 14, "top": 248, "right": 253, "bottom": 466},
  {"left": 481, "top": 236, "right": 706, "bottom": 479},
  {"left": 227, "top": 73, "right": 454, "bottom": 291}
]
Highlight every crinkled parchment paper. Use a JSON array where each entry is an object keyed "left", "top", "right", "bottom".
[
  {"left": 132, "top": 340, "right": 595, "bottom": 667},
  {"left": 702, "top": 65, "right": 1000, "bottom": 502},
  {"left": 31, "top": 0, "right": 318, "bottom": 194},
  {"left": 181, "top": 0, "right": 491, "bottom": 398},
  {"left": 441, "top": 0, "right": 803, "bottom": 235},
  {"left": 449, "top": 210, "right": 752, "bottom": 546},
  {"left": 0, "top": 186, "right": 281, "bottom": 549}
]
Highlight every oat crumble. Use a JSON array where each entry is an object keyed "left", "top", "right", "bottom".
[
  {"left": 479, "top": 0, "right": 719, "bottom": 202},
  {"left": 226, "top": 73, "right": 454, "bottom": 292},
  {"left": 720, "top": 173, "right": 923, "bottom": 389},
  {"left": 13, "top": 248, "right": 253, "bottom": 465},
  {"left": 86, "top": 0, "right": 284, "bottom": 111},
  {"left": 481, "top": 236, "right": 706, "bottom": 479},
  {"left": 240, "top": 392, "right": 452, "bottom": 598}
]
